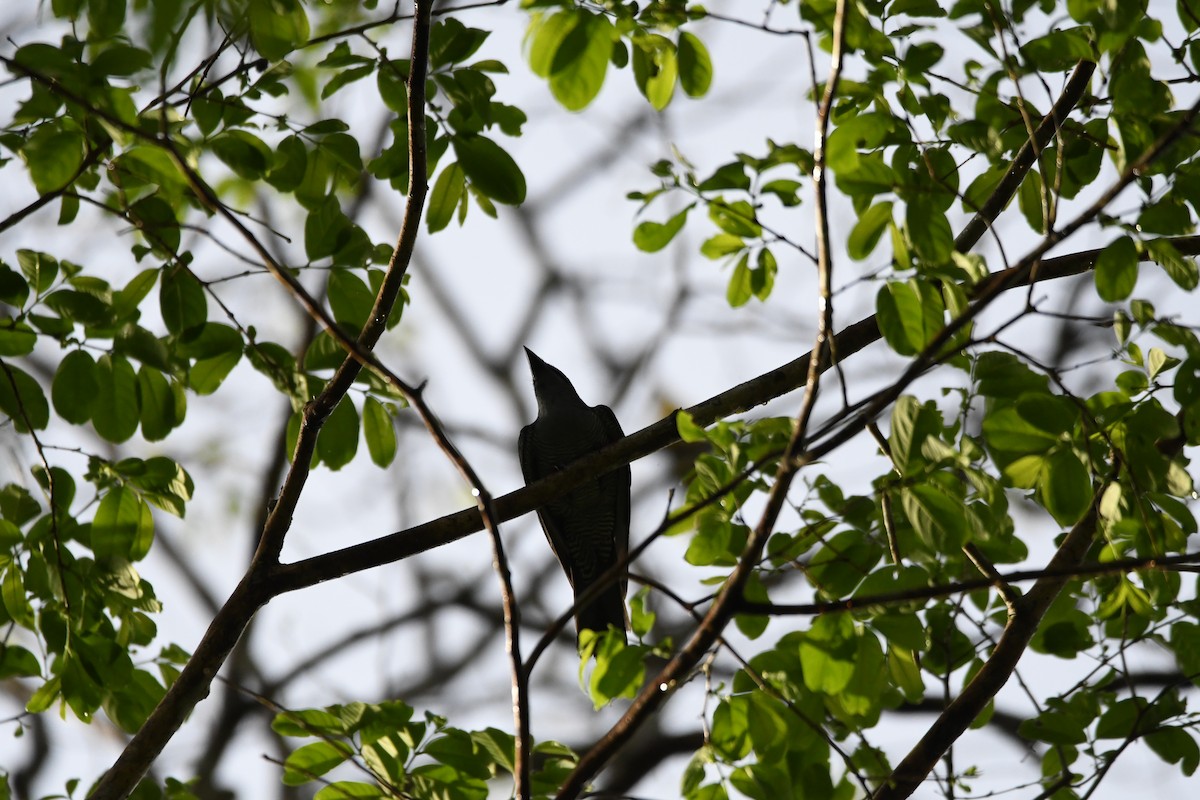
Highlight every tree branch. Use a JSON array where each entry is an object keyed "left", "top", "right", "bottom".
[
  {"left": 85, "top": 3, "right": 437, "bottom": 796},
  {"left": 270, "top": 229, "right": 1200, "bottom": 593},
  {"left": 873, "top": 497, "right": 1103, "bottom": 799}
]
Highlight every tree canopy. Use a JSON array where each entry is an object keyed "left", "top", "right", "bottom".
[{"left": 3, "top": 1, "right": 1200, "bottom": 799}]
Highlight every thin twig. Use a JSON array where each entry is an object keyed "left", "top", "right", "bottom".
[
  {"left": 553, "top": 4, "right": 852, "bottom": 796},
  {"left": 81, "top": 3, "right": 442, "bottom": 796}
]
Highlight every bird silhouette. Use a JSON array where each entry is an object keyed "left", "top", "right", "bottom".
[{"left": 519, "top": 347, "right": 630, "bottom": 643}]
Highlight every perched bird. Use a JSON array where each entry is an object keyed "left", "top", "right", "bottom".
[{"left": 519, "top": 347, "right": 631, "bottom": 643}]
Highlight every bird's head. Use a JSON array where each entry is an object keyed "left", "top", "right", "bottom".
[{"left": 524, "top": 347, "right": 584, "bottom": 413}]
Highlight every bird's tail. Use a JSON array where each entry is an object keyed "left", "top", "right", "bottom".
[{"left": 575, "top": 580, "right": 628, "bottom": 644}]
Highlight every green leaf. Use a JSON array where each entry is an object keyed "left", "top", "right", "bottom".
[
  {"left": 177, "top": 322, "right": 243, "bottom": 360},
  {"left": 454, "top": 135, "right": 526, "bottom": 205},
  {"left": 982, "top": 405, "right": 1059, "bottom": 457},
  {"left": 869, "top": 604, "right": 931, "bottom": 650},
  {"left": 975, "top": 351, "right": 1050, "bottom": 398},
  {"left": 586, "top": 634, "right": 644, "bottom": 707},
  {"left": 888, "top": 395, "right": 943, "bottom": 475},
  {"left": 190, "top": 350, "right": 241, "bottom": 395},
  {"left": 848, "top": 201, "right": 893, "bottom": 260},
  {"left": 305, "top": 197, "right": 355, "bottom": 262},
  {"left": 429, "top": 18, "right": 489, "bottom": 67},
  {"left": 1147, "top": 345, "right": 1176, "bottom": 381},
  {"left": 799, "top": 615, "right": 857, "bottom": 695},
  {"left": 0, "top": 643, "right": 41, "bottom": 679},
  {"left": 115, "top": 324, "right": 171, "bottom": 371},
  {"left": 1016, "top": 394, "right": 1080, "bottom": 436},
  {"left": 761, "top": 178, "right": 802, "bottom": 206},
  {"left": 0, "top": 362, "right": 50, "bottom": 431},
  {"left": 1146, "top": 727, "right": 1200, "bottom": 776},
  {"left": 92, "top": 43, "right": 151, "bottom": 76},
  {"left": 1094, "top": 236, "right": 1139, "bottom": 301},
  {"left": 283, "top": 741, "right": 354, "bottom": 786},
  {"left": 92, "top": 486, "right": 154, "bottom": 562},
  {"left": 875, "top": 278, "right": 944, "bottom": 356},
  {"left": 1005, "top": 454, "right": 1046, "bottom": 489},
  {"left": 377, "top": 62, "right": 409, "bottom": 114},
  {"left": 697, "top": 162, "right": 750, "bottom": 192},
  {"left": 735, "top": 572, "right": 769, "bottom": 639},
  {"left": 113, "top": 268, "right": 158, "bottom": 320},
  {"left": 1020, "top": 709, "right": 1090, "bottom": 745},
  {"left": 83, "top": 0, "right": 126, "bottom": 40},
  {"left": 1020, "top": 26, "right": 1095, "bottom": 71},
  {"left": 1017, "top": 168, "right": 1045, "bottom": 232},
  {"left": 427, "top": 162, "right": 465, "bottom": 233},
  {"left": 709, "top": 200, "right": 760, "bottom": 237},
  {"left": 900, "top": 483, "right": 967, "bottom": 549},
  {"left": 710, "top": 695, "right": 752, "bottom": 760},
  {"left": 827, "top": 112, "right": 898, "bottom": 175},
  {"left": 906, "top": 195, "right": 953, "bottom": 265},
  {"left": 547, "top": 12, "right": 614, "bottom": 111},
  {"left": 0, "top": 264, "right": 30, "bottom": 308},
  {"left": 116, "top": 456, "right": 193, "bottom": 518},
  {"left": 1171, "top": 621, "right": 1200, "bottom": 685},
  {"left": 726, "top": 253, "right": 752, "bottom": 307},
  {"left": 0, "top": 321, "right": 36, "bottom": 356},
  {"left": 676, "top": 410, "right": 707, "bottom": 443},
  {"left": 17, "top": 249, "right": 60, "bottom": 294},
  {"left": 633, "top": 204, "right": 692, "bottom": 252},
  {"left": 26, "top": 676, "right": 61, "bottom": 714},
  {"left": 628, "top": 586, "right": 656, "bottom": 639},
  {"left": 318, "top": 397, "right": 359, "bottom": 470},
  {"left": 362, "top": 396, "right": 396, "bottom": 468},
  {"left": 700, "top": 233, "right": 745, "bottom": 259},
  {"left": 272, "top": 707, "right": 348, "bottom": 737},
  {"left": 314, "top": 782, "right": 385, "bottom": 800},
  {"left": 677, "top": 32, "right": 712, "bottom": 98},
  {"left": 159, "top": 266, "right": 207, "bottom": 335},
  {"left": 327, "top": 270, "right": 375, "bottom": 330},
  {"left": 0, "top": 519, "right": 22, "bottom": 547},
  {"left": 1147, "top": 238, "right": 1199, "bottom": 290},
  {"left": 129, "top": 196, "right": 180, "bottom": 256},
  {"left": 21, "top": 127, "right": 86, "bottom": 194},
  {"left": 93, "top": 354, "right": 140, "bottom": 442},
  {"left": 138, "top": 367, "right": 181, "bottom": 442},
  {"left": 2, "top": 564, "right": 36, "bottom": 628},
  {"left": 248, "top": 0, "right": 310, "bottom": 60},
  {"left": 44, "top": 288, "right": 110, "bottom": 326},
  {"left": 631, "top": 34, "right": 677, "bottom": 111},
  {"left": 1039, "top": 448, "right": 1092, "bottom": 526},
  {"left": 210, "top": 130, "right": 272, "bottom": 180},
  {"left": 268, "top": 135, "right": 308, "bottom": 192},
  {"left": 528, "top": 11, "right": 578, "bottom": 77},
  {"left": 322, "top": 64, "right": 375, "bottom": 99},
  {"left": 685, "top": 514, "right": 747, "bottom": 567},
  {"left": 752, "top": 248, "right": 777, "bottom": 301}
]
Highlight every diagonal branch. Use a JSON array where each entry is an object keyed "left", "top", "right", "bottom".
[
  {"left": 271, "top": 61, "right": 1129, "bottom": 593},
  {"left": 85, "top": 4, "right": 438, "bottom": 797},
  {"left": 954, "top": 61, "right": 1095, "bottom": 253},
  {"left": 555, "top": 5, "right": 855, "bottom": 794},
  {"left": 873, "top": 497, "right": 1103, "bottom": 799},
  {"left": 269, "top": 229, "right": 1200, "bottom": 594}
]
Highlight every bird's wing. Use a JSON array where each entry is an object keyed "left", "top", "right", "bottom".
[
  {"left": 519, "top": 422, "right": 578, "bottom": 588},
  {"left": 595, "top": 404, "right": 631, "bottom": 597},
  {"left": 517, "top": 423, "right": 538, "bottom": 485}
]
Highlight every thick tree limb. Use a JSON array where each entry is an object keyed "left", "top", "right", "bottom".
[
  {"left": 269, "top": 231, "right": 1200, "bottom": 594},
  {"left": 85, "top": 4, "right": 436, "bottom": 797},
  {"left": 873, "top": 499, "right": 1102, "bottom": 799}
]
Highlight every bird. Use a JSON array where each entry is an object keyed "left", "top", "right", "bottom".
[{"left": 519, "top": 347, "right": 631, "bottom": 645}]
